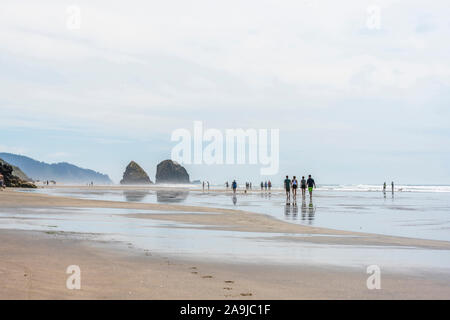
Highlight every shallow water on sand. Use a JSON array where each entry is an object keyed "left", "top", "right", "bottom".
[
  {"left": 23, "top": 188, "right": 450, "bottom": 241},
  {"left": 1, "top": 206, "right": 449, "bottom": 274}
]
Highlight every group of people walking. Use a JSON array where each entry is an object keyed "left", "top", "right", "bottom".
[
  {"left": 260, "top": 181, "right": 272, "bottom": 191},
  {"left": 227, "top": 176, "right": 316, "bottom": 200},
  {"left": 284, "top": 175, "right": 316, "bottom": 203}
]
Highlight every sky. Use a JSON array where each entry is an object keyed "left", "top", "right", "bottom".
[{"left": 1, "top": 0, "right": 449, "bottom": 184}]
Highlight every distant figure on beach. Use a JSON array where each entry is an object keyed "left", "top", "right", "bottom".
[
  {"left": 300, "top": 176, "right": 306, "bottom": 196},
  {"left": 264, "top": 181, "right": 268, "bottom": 191},
  {"left": 292, "top": 176, "right": 298, "bottom": 201},
  {"left": 250, "top": 182, "right": 252, "bottom": 189},
  {"left": 260, "top": 181, "right": 264, "bottom": 191},
  {"left": 202, "top": 181, "right": 205, "bottom": 192},
  {"left": 225, "top": 181, "right": 229, "bottom": 189},
  {"left": 284, "top": 175, "right": 291, "bottom": 202},
  {"left": 383, "top": 182, "right": 386, "bottom": 193},
  {"left": 268, "top": 180, "right": 272, "bottom": 191},
  {"left": 0, "top": 173, "right": 5, "bottom": 190},
  {"left": 307, "top": 175, "right": 316, "bottom": 198},
  {"left": 232, "top": 180, "right": 237, "bottom": 194},
  {"left": 207, "top": 181, "right": 210, "bottom": 191},
  {"left": 391, "top": 181, "right": 394, "bottom": 193}
]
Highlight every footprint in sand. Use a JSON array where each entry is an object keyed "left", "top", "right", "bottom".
[
  {"left": 191, "top": 271, "right": 198, "bottom": 274},
  {"left": 189, "top": 267, "right": 197, "bottom": 270},
  {"left": 223, "top": 287, "right": 233, "bottom": 290},
  {"left": 202, "top": 275, "right": 213, "bottom": 279},
  {"left": 224, "top": 280, "right": 234, "bottom": 284},
  {"left": 240, "top": 293, "right": 252, "bottom": 297}
]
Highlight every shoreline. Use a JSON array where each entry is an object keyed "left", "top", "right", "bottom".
[{"left": 3, "top": 189, "right": 450, "bottom": 250}]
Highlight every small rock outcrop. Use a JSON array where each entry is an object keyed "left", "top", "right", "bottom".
[
  {"left": 0, "top": 159, "right": 36, "bottom": 188},
  {"left": 155, "top": 160, "right": 190, "bottom": 184},
  {"left": 120, "top": 161, "right": 153, "bottom": 185}
]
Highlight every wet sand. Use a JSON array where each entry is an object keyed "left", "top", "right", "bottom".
[
  {"left": 3, "top": 189, "right": 450, "bottom": 249},
  {"left": 1, "top": 188, "right": 450, "bottom": 299},
  {"left": 2, "top": 230, "right": 450, "bottom": 300}
]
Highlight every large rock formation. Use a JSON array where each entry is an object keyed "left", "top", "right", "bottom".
[
  {"left": 155, "top": 160, "right": 190, "bottom": 184},
  {"left": 120, "top": 161, "right": 153, "bottom": 185},
  {"left": 0, "top": 159, "right": 36, "bottom": 188}
]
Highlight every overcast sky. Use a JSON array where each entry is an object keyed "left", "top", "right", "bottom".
[{"left": 1, "top": 0, "right": 449, "bottom": 184}]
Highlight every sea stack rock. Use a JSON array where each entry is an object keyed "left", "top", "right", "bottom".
[
  {"left": 155, "top": 160, "right": 190, "bottom": 184},
  {"left": 0, "top": 159, "right": 36, "bottom": 188},
  {"left": 120, "top": 161, "right": 153, "bottom": 185}
]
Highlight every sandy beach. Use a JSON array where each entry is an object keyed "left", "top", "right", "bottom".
[{"left": 1, "top": 187, "right": 450, "bottom": 299}]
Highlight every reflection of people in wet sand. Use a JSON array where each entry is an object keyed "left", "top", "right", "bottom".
[
  {"left": 308, "top": 198, "right": 315, "bottom": 223},
  {"left": 232, "top": 195, "right": 237, "bottom": 205},
  {"left": 292, "top": 203, "right": 298, "bottom": 217},
  {"left": 301, "top": 196, "right": 307, "bottom": 220},
  {"left": 284, "top": 175, "right": 291, "bottom": 203},
  {"left": 284, "top": 204, "right": 291, "bottom": 216}
]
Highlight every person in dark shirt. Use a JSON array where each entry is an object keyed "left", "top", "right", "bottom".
[
  {"left": 307, "top": 175, "right": 316, "bottom": 197},
  {"left": 232, "top": 180, "right": 237, "bottom": 194},
  {"left": 300, "top": 176, "right": 307, "bottom": 196},
  {"left": 284, "top": 175, "right": 291, "bottom": 202}
]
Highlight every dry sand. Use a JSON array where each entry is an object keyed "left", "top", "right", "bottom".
[{"left": 1, "top": 188, "right": 450, "bottom": 299}]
